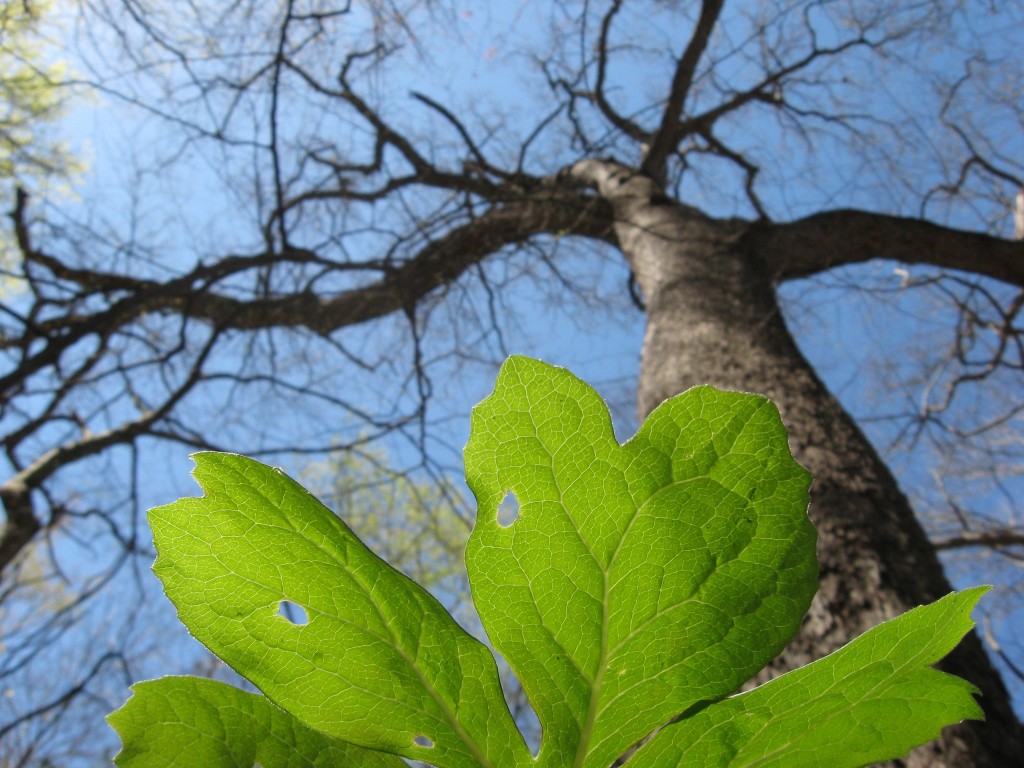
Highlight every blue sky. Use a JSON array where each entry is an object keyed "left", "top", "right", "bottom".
[{"left": 4, "top": 2, "right": 1024, "bottom": 761}]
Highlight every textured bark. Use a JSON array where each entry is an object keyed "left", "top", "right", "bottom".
[{"left": 572, "top": 161, "right": 1024, "bottom": 766}]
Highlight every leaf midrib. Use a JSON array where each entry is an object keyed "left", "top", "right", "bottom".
[
  {"left": 565, "top": 451, "right": 648, "bottom": 768},
  {"left": 565, "top": 413, "right": 750, "bottom": 768}
]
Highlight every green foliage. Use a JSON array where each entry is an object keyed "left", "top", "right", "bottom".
[
  {"left": 630, "top": 590, "right": 986, "bottom": 768},
  {"left": 0, "top": 0, "right": 72, "bottom": 181},
  {"left": 107, "top": 676, "right": 404, "bottom": 768},
  {"left": 109, "top": 356, "right": 984, "bottom": 767},
  {"left": 0, "top": 0, "right": 79, "bottom": 280}
]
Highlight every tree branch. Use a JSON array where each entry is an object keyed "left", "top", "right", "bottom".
[
  {"left": 0, "top": 332, "right": 218, "bottom": 579},
  {"left": 0, "top": 187, "right": 614, "bottom": 578},
  {"left": 752, "top": 209, "right": 1024, "bottom": 288},
  {"left": 591, "top": 0, "right": 648, "bottom": 144},
  {"left": 125, "top": 193, "right": 612, "bottom": 335},
  {"left": 642, "top": 0, "right": 724, "bottom": 183},
  {"left": 933, "top": 529, "right": 1024, "bottom": 552}
]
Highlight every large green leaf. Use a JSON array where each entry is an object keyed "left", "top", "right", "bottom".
[
  {"left": 464, "top": 356, "right": 818, "bottom": 768},
  {"left": 124, "top": 356, "right": 985, "bottom": 768},
  {"left": 108, "top": 676, "right": 403, "bottom": 767},
  {"left": 629, "top": 588, "right": 987, "bottom": 767},
  {"left": 148, "top": 453, "right": 530, "bottom": 768}
]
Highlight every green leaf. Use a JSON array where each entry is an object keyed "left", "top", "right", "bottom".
[
  {"left": 131, "top": 356, "right": 984, "bottom": 768},
  {"left": 148, "top": 453, "right": 530, "bottom": 768},
  {"left": 628, "top": 588, "right": 987, "bottom": 768},
  {"left": 107, "top": 676, "right": 403, "bottom": 767},
  {"left": 464, "top": 356, "right": 819, "bottom": 768}
]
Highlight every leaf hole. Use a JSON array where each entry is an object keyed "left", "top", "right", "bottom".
[
  {"left": 413, "top": 734, "right": 434, "bottom": 748},
  {"left": 497, "top": 491, "right": 520, "bottom": 527},
  {"left": 277, "top": 600, "right": 308, "bottom": 625}
]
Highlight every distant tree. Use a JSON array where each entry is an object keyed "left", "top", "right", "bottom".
[
  {"left": 309, "top": 447, "right": 473, "bottom": 613},
  {"left": 0, "top": 0, "right": 76, "bottom": 272},
  {"left": 2, "top": 2, "right": 1024, "bottom": 765}
]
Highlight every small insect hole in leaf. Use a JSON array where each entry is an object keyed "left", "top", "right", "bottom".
[
  {"left": 413, "top": 734, "right": 434, "bottom": 748},
  {"left": 277, "top": 600, "right": 309, "bottom": 625},
  {"left": 497, "top": 491, "right": 520, "bottom": 527}
]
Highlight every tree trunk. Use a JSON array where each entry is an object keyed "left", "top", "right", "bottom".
[{"left": 585, "top": 166, "right": 1022, "bottom": 765}]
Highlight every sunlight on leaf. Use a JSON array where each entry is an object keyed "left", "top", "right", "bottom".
[
  {"left": 145, "top": 454, "right": 529, "bottom": 768},
  {"left": 111, "top": 356, "right": 984, "bottom": 768},
  {"left": 630, "top": 589, "right": 986, "bottom": 768},
  {"left": 465, "top": 357, "right": 818, "bottom": 767},
  {"left": 107, "top": 676, "right": 402, "bottom": 767}
]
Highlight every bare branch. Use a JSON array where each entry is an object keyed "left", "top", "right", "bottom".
[
  {"left": 753, "top": 210, "right": 1024, "bottom": 288},
  {"left": 642, "top": 0, "right": 724, "bottom": 183},
  {"left": 591, "top": 0, "right": 648, "bottom": 144},
  {"left": 933, "top": 529, "right": 1024, "bottom": 552}
]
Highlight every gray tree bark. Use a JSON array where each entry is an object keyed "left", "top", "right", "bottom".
[{"left": 571, "top": 159, "right": 1024, "bottom": 766}]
